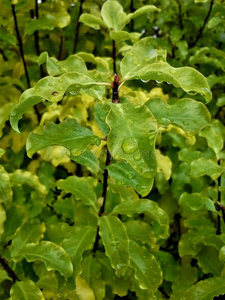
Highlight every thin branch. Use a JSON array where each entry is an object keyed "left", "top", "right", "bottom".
[
  {"left": 189, "top": 0, "right": 214, "bottom": 48},
  {"left": 112, "top": 40, "right": 117, "bottom": 74},
  {"left": 73, "top": 0, "right": 84, "bottom": 54},
  {"left": 216, "top": 159, "right": 223, "bottom": 235},
  {"left": 177, "top": 0, "right": 183, "bottom": 30},
  {"left": 0, "top": 256, "right": 20, "bottom": 282},
  {"left": 93, "top": 74, "right": 120, "bottom": 254},
  {"left": 0, "top": 48, "right": 8, "bottom": 61},
  {"left": 11, "top": 3, "right": 30, "bottom": 88},
  {"left": 58, "top": 34, "right": 64, "bottom": 60}
]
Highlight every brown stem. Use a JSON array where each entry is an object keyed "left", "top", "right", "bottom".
[
  {"left": 189, "top": 0, "right": 214, "bottom": 48},
  {"left": 178, "top": 0, "right": 183, "bottom": 30},
  {"left": 11, "top": 3, "right": 30, "bottom": 88},
  {"left": 93, "top": 74, "right": 120, "bottom": 254},
  {"left": 0, "top": 256, "right": 20, "bottom": 282},
  {"left": 112, "top": 40, "right": 117, "bottom": 74},
  {"left": 73, "top": 0, "right": 84, "bottom": 54}
]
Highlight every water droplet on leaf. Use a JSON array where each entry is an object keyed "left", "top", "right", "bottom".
[
  {"left": 183, "top": 121, "right": 189, "bottom": 125},
  {"left": 161, "top": 118, "right": 170, "bottom": 126},
  {"left": 122, "top": 138, "right": 139, "bottom": 154},
  {"left": 133, "top": 151, "right": 142, "bottom": 161}
]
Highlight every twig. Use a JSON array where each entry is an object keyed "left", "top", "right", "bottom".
[
  {"left": 0, "top": 256, "right": 20, "bottom": 282},
  {"left": 73, "top": 0, "right": 84, "bottom": 54},
  {"left": 189, "top": 0, "right": 214, "bottom": 48},
  {"left": 0, "top": 48, "right": 8, "bottom": 61},
  {"left": 112, "top": 40, "right": 117, "bottom": 74},
  {"left": 178, "top": 0, "right": 183, "bottom": 30},
  {"left": 11, "top": 3, "right": 30, "bottom": 88},
  {"left": 93, "top": 74, "right": 120, "bottom": 254},
  {"left": 216, "top": 159, "right": 223, "bottom": 235}
]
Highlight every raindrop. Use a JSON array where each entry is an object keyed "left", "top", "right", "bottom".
[
  {"left": 48, "top": 83, "right": 53, "bottom": 86},
  {"left": 111, "top": 241, "right": 119, "bottom": 247},
  {"left": 157, "top": 72, "right": 162, "bottom": 76},
  {"left": 132, "top": 60, "right": 138, "bottom": 65},
  {"left": 122, "top": 138, "right": 139, "bottom": 154},
  {"left": 135, "top": 105, "right": 141, "bottom": 109},
  {"left": 141, "top": 79, "right": 149, "bottom": 83},
  {"left": 183, "top": 121, "right": 189, "bottom": 125},
  {"left": 69, "top": 91, "right": 77, "bottom": 95},
  {"left": 161, "top": 118, "right": 170, "bottom": 126},
  {"left": 133, "top": 151, "right": 142, "bottom": 161},
  {"left": 36, "top": 88, "right": 40, "bottom": 92},
  {"left": 116, "top": 263, "right": 126, "bottom": 270},
  {"left": 167, "top": 111, "right": 172, "bottom": 116},
  {"left": 11, "top": 111, "right": 16, "bottom": 116}
]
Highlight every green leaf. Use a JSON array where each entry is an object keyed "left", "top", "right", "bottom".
[
  {"left": 10, "top": 74, "right": 106, "bottom": 132},
  {"left": 219, "top": 245, "right": 225, "bottom": 263},
  {"left": 181, "top": 277, "right": 225, "bottom": 300},
  {"left": 10, "top": 280, "right": 45, "bottom": 300},
  {"left": 81, "top": 255, "right": 105, "bottom": 300},
  {"left": 191, "top": 158, "right": 224, "bottom": 180},
  {"left": 146, "top": 98, "right": 211, "bottom": 135},
  {"left": 96, "top": 252, "right": 130, "bottom": 297},
  {"left": 0, "top": 203, "right": 6, "bottom": 237},
  {"left": 56, "top": 176, "right": 98, "bottom": 209},
  {"left": 26, "top": 119, "right": 101, "bottom": 158},
  {"left": 71, "top": 150, "right": 100, "bottom": 174},
  {"left": 129, "top": 240, "right": 162, "bottom": 290},
  {"left": 25, "top": 15, "right": 56, "bottom": 35},
  {"left": 79, "top": 14, "right": 107, "bottom": 30},
  {"left": 125, "top": 220, "right": 157, "bottom": 250},
  {"left": 61, "top": 226, "right": 96, "bottom": 277},
  {"left": 0, "top": 268, "right": 12, "bottom": 282},
  {"left": 126, "top": 5, "right": 160, "bottom": 23},
  {"left": 10, "top": 219, "right": 46, "bottom": 259},
  {"left": 75, "top": 276, "right": 95, "bottom": 300},
  {"left": 199, "top": 121, "right": 224, "bottom": 156},
  {"left": 110, "top": 31, "right": 141, "bottom": 43},
  {"left": 111, "top": 199, "right": 169, "bottom": 239},
  {"left": 10, "top": 170, "right": 47, "bottom": 197},
  {"left": 106, "top": 102, "right": 158, "bottom": 178},
  {"left": 121, "top": 42, "right": 212, "bottom": 101},
  {"left": 0, "top": 165, "right": 12, "bottom": 204},
  {"left": 98, "top": 216, "right": 130, "bottom": 277},
  {"left": 101, "top": 1, "right": 127, "bottom": 31},
  {"left": 179, "top": 192, "right": 216, "bottom": 213},
  {"left": 0, "top": 30, "right": 17, "bottom": 46},
  {"left": 120, "top": 37, "right": 167, "bottom": 77},
  {"left": 18, "top": 241, "right": 73, "bottom": 278},
  {"left": 156, "top": 251, "right": 180, "bottom": 282},
  {"left": 107, "top": 161, "right": 154, "bottom": 197},
  {"left": 38, "top": 52, "right": 88, "bottom": 76}
]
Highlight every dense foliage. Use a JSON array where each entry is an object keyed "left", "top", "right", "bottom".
[{"left": 0, "top": 0, "right": 225, "bottom": 299}]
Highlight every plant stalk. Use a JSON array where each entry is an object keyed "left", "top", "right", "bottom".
[
  {"left": 189, "top": 0, "right": 214, "bottom": 48},
  {"left": 0, "top": 256, "right": 20, "bottom": 282},
  {"left": 73, "top": 0, "right": 84, "bottom": 54},
  {"left": 11, "top": 3, "right": 30, "bottom": 88}
]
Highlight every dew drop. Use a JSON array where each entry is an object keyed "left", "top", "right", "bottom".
[
  {"left": 48, "top": 83, "right": 53, "bottom": 86},
  {"left": 36, "top": 88, "right": 40, "bottom": 92},
  {"left": 11, "top": 111, "right": 16, "bottom": 116},
  {"left": 161, "top": 118, "right": 170, "bottom": 126},
  {"left": 141, "top": 79, "right": 149, "bottom": 83},
  {"left": 167, "top": 111, "right": 172, "bottom": 116},
  {"left": 116, "top": 263, "right": 126, "bottom": 270},
  {"left": 133, "top": 151, "right": 142, "bottom": 161},
  {"left": 111, "top": 241, "right": 119, "bottom": 247},
  {"left": 122, "top": 138, "right": 139, "bottom": 154},
  {"left": 183, "top": 121, "right": 189, "bottom": 125},
  {"left": 157, "top": 72, "right": 162, "bottom": 76}
]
